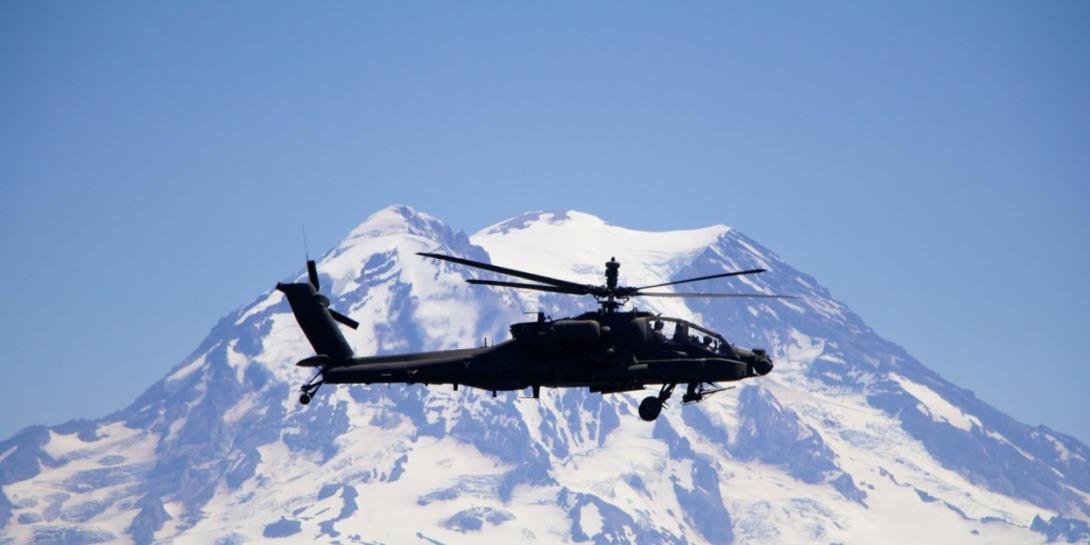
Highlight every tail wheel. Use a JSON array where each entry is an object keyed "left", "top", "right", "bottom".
[{"left": 298, "top": 371, "right": 324, "bottom": 406}]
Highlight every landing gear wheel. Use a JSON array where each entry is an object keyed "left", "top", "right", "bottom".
[
  {"left": 298, "top": 371, "right": 324, "bottom": 407},
  {"left": 639, "top": 396, "right": 662, "bottom": 421}
]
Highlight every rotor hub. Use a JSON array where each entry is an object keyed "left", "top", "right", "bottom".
[{"left": 605, "top": 257, "right": 620, "bottom": 290}]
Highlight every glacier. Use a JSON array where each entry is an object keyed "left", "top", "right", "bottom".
[{"left": 1, "top": 205, "right": 1088, "bottom": 544}]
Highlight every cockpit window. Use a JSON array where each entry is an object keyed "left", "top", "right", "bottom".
[
  {"left": 650, "top": 319, "right": 681, "bottom": 343},
  {"left": 652, "top": 317, "right": 728, "bottom": 352}
]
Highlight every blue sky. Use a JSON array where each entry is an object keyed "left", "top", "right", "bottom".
[{"left": 1, "top": 2, "right": 1088, "bottom": 442}]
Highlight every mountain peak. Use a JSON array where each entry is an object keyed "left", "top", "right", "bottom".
[
  {"left": 343, "top": 204, "right": 444, "bottom": 241},
  {"left": 472, "top": 210, "right": 731, "bottom": 289},
  {"left": 476, "top": 210, "right": 603, "bottom": 235},
  {"left": 312, "top": 205, "right": 476, "bottom": 299}
]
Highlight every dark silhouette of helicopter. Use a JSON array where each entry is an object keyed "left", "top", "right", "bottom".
[{"left": 277, "top": 252, "right": 793, "bottom": 421}]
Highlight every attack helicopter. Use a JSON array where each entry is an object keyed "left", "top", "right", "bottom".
[{"left": 276, "top": 252, "right": 793, "bottom": 421}]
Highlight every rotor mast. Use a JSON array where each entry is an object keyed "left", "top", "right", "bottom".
[{"left": 601, "top": 257, "right": 623, "bottom": 312}]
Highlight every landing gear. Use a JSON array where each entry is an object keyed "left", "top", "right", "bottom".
[
  {"left": 298, "top": 370, "right": 323, "bottom": 406},
  {"left": 638, "top": 383, "right": 676, "bottom": 421},
  {"left": 638, "top": 397, "right": 662, "bottom": 421},
  {"left": 683, "top": 383, "right": 701, "bottom": 404}
]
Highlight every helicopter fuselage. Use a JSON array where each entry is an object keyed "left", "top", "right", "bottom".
[
  {"left": 281, "top": 251, "right": 785, "bottom": 421},
  {"left": 321, "top": 310, "right": 773, "bottom": 393}
]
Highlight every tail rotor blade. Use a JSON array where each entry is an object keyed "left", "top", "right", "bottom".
[
  {"left": 307, "top": 260, "right": 320, "bottom": 290},
  {"left": 329, "top": 309, "right": 359, "bottom": 330}
]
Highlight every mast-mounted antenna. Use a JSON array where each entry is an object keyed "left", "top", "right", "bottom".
[{"left": 301, "top": 224, "right": 310, "bottom": 260}]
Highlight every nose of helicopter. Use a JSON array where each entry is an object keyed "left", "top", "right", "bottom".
[{"left": 750, "top": 349, "right": 774, "bottom": 375}]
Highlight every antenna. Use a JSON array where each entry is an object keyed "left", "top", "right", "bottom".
[{"left": 301, "top": 224, "right": 310, "bottom": 260}]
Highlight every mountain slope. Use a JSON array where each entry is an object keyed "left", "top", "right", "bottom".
[{"left": 2, "top": 205, "right": 1087, "bottom": 545}]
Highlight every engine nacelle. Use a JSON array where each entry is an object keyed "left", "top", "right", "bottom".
[{"left": 511, "top": 319, "right": 602, "bottom": 352}]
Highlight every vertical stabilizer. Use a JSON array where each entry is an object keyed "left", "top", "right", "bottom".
[{"left": 276, "top": 269, "right": 355, "bottom": 363}]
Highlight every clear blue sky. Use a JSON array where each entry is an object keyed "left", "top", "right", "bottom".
[{"left": 2, "top": 2, "right": 1088, "bottom": 442}]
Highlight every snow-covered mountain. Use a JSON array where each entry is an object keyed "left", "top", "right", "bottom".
[{"left": 3, "top": 205, "right": 1089, "bottom": 545}]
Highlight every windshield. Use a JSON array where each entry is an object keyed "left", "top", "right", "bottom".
[{"left": 650, "top": 317, "right": 729, "bottom": 352}]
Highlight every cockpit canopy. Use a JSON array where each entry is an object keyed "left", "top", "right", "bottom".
[{"left": 650, "top": 317, "right": 731, "bottom": 352}]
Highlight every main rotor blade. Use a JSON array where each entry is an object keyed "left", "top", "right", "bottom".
[
  {"left": 634, "top": 268, "right": 767, "bottom": 291},
  {"left": 465, "top": 278, "right": 589, "bottom": 295},
  {"left": 329, "top": 309, "right": 360, "bottom": 330},
  {"left": 307, "top": 259, "right": 320, "bottom": 290},
  {"left": 635, "top": 292, "right": 798, "bottom": 299},
  {"left": 418, "top": 252, "right": 586, "bottom": 290}
]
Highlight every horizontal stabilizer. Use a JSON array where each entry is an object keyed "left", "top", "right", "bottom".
[{"left": 296, "top": 355, "right": 332, "bottom": 368}]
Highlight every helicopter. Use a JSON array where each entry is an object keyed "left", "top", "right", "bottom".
[{"left": 276, "top": 252, "right": 793, "bottom": 421}]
